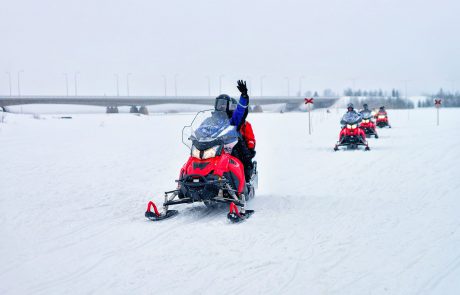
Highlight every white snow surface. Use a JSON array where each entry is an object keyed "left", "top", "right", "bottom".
[{"left": 1, "top": 108, "right": 459, "bottom": 294}]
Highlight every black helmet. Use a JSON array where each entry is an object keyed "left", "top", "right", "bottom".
[
  {"left": 380, "top": 106, "right": 385, "bottom": 110},
  {"left": 347, "top": 103, "right": 354, "bottom": 111},
  {"left": 363, "top": 103, "right": 368, "bottom": 109},
  {"left": 215, "top": 94, "right": 237, "bottom": 117}
]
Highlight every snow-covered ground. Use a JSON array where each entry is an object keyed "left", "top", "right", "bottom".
[{"left": 1, "top": 108, "right": 459, "bottom": 294}]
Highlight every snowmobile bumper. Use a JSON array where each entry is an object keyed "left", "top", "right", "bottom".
[
  {"left": 362, "top": 127, "right": 378, "bottom": 138},
  {"left": 334, "top": 136, "right": 370, "bottom": 151},
  {"left": 376, "top": 121, "right": 390, "bottom": 128}
]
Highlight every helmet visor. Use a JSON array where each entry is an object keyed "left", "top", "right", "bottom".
[{"left": 215, "top": 98, "right": 228, "bottom": 111}]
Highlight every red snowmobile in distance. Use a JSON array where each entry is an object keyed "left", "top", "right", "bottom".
[
  {"left": 359, "top": 111, "right": 379, "bottom": 138},
  {"left": 334, "top": 112, "right": 370, "bottom": 151},
  {"left": 145, "top": 110, "right": 257, "bottom": 223},
  {"left": 375, "top": 107, "right": 391, "bottom": 128}
]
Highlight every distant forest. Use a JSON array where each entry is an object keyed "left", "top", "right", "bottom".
[
  {"left": 344, "top": 88, "right": 414, "bottom": 109},
  {"left": 419, "top": 89, "right": 460, "bottom": 108}
]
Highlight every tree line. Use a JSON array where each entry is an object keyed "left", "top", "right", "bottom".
[{"left": 418, "top": 89, "right": 460, "bottom": 108}]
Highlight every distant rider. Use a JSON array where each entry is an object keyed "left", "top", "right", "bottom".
[
  {"left": 375, "top": 106, "right": 391, "bottom": 127},
  {"left": 359, "top": 103, "right": 371, "bottom": 116}
]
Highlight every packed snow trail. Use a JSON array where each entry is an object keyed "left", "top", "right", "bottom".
[{"left": 0, "top": 109, "right": 459, "bottom": 294}]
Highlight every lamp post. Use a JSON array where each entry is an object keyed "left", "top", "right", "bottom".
[
  {"left": 247, "top": 76, "right": 252, "bottom": 96},
  {"left": 401, "top": 80, "right": 411, "bottom": 120},
  {"left": 74, "top": 72, "right": 79, "bottom": 96},
  {"left": 63, "top": 73, "right": 69, "bottom": 96},
  {"left": 17, "top": 70, "right": 24, "bottom": 96},
  {"left": 284, "top": 77, "right": 290, "bottom": 96},
  {"left": 206, "top": 76, "right": 211, "bottom": 96},
  {"left": 6, "top": 72, "right": 12, "bottom": 96},
  {"left": 126, "top": 73, "right": 132, "bottom": 96},
  {"left": 162, "top": 75, "right": 167, "bottom": 96},
  {"left": 299, "top": 76, "right": 305, "bottom": 96},
  {"left": 174, "top": 74, "right": 178, "bottom": 96},
  {"left": 219, "top": 75, "right": 225, "bottom": 93},
  {"left": 348, "top": 77, "right": 358, "bottom": 96},
  {"left": 260, "top": 75, "right": 266, "bottom": 96},
  {"left": 114, "top": 74, "right": 120, "bottom": 96}
]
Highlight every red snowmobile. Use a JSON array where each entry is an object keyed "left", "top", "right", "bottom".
[
  {"left": 359, "top": 111, "right": 379, "bottom": 138},
  {"left": 375, "top": 109, "right": 391, "bottom": 128},
  {"left": 334, "top": 112, "right": 370, "bottom": 151},
  {"left": 145, "top": 110, "right": 257, "bottom": 223}
]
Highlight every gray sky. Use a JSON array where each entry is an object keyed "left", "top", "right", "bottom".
[{"left": 1, "top": 0, "right": 459, "bottom": 97}]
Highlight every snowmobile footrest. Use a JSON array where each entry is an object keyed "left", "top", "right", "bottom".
[
  {"left": 227, "top": 202, "right": 254, "bottom": 223},
  {"left": 145, "top": 210, "right": 179, "bottom": 221},
  {"left": 227, "top": 210, "right": 254, "bottom": 223}
]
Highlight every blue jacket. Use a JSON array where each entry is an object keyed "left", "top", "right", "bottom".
[{"left": 229, "top": 95, "right": 249, "bottom": 128}]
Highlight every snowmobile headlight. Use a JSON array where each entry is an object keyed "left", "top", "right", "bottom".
[
  {"left": 363, "top": 119, "right": 369, "bottom": 123},
  {"left": 202, "top": 145, "right": 220, "bottom": 159},
  {"left": 191, "top": 146, "right": 201, "bottom": 159},
  {"left": 378, "top": 115, "right": 386, "bottom": 119},
  {"left": 350, "top": 124, "right": 357, "bottom": 129},
  {"left": 346, "top": 124, "right": 352, "bottom": 129}
]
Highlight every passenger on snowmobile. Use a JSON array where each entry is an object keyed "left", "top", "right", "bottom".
[
  {"left": 144, "top": 80, "right": 258, "bottom": 223},
  {"left": 215, "top": 80, "right": 256, "bottom": 183}
]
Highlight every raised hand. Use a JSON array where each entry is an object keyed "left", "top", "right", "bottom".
[{"left": 237, "top": 80, "right": 248, "bottom": 98}]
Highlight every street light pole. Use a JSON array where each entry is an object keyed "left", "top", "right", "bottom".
[
  {"left": 17, "top": 70, "right": 24, "bottom": 96},
  {"left": 74, "top": 72, "right": 79, "bottom": 96},
  {"left": 126, "top": 73, "right": 132, "bottom": 96},
  {"left": 206, "top": 76, "right": 211, "bottom": 96},
  {"left": 299, "top": 76, "right": 305, "bottom": 96},
  {"left": 402, "top": 79, "right": 410, "bottom": 120},
  {"left": 260, "top": 75, "right": 266, "bottom": 96},
  {"left": 350, "top": 78, "right": 357, "bottom": 96},
  {"left": 162, "top": 75, "right": 167, "bottom": 96},
  {"left": 174, "top": 74, "right": 178, "bottom": 96},
  {"left": 63, "top": 73, "right": 69, "bottom": 96},
  {"left": 6, "top": 72, "right": 12, "bottom": 96},
  {"left": 247, "top": 76, "right": 252, "bottom": 96},
  {"left": 219, "top": 75, "right": 225, "bottom": 93},
  {"left": 285, "top": 77, "right": 290, "bottom": 96},
  {"left": 114, "top": 74, "right": 119, "bottom": 96}
]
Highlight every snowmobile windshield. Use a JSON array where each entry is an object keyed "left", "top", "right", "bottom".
[
  {"left": 189, "top": 110, "right": 239, "bottom": 150},
  {"left": 342, "top": 112, "right": 362, "bottom": 124},
  {"left": 360, "top": 110, "right": 373, "bottom": 119}
]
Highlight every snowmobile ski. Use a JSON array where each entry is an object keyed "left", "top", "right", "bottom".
[
  {"left": 227, "top": 202, "right": 254, "bottom": 223},
  {"left": 145, "top": 201, "right": 178, "bottom": 221}
]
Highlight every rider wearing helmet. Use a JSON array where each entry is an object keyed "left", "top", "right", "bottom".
[
  {"left": 214, "top": 94, "right": 238, "bottom": 118},
  {"left": 359, "top": 103, "right": 372, "bottom": 117},
  {"left": 214, "top": 80, "right": 255, "bottom": 182},
  {"left": 341, "top": 103, "right": 362, "bottom": 126}
]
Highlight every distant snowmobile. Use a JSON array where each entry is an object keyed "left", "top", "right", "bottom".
[
  {"left": 375, "top": 107, "right": 391, "bottom": 128},
  {"left": 334, "top": 112, "right": 370, "bottom": 151},
  {"left": 145, "top": 110, "right": 258, "bottom": 223},
  {"left": 359, "top": 111, "right": 379, "bottom": 138}
]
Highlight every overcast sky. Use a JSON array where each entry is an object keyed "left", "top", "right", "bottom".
[{"left": 1, "top": 0, "right": 459, "bottom": 97}]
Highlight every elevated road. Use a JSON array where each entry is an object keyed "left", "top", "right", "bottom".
[{"left": 0, "top": 95, "right": 339, "bottom": 113}]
